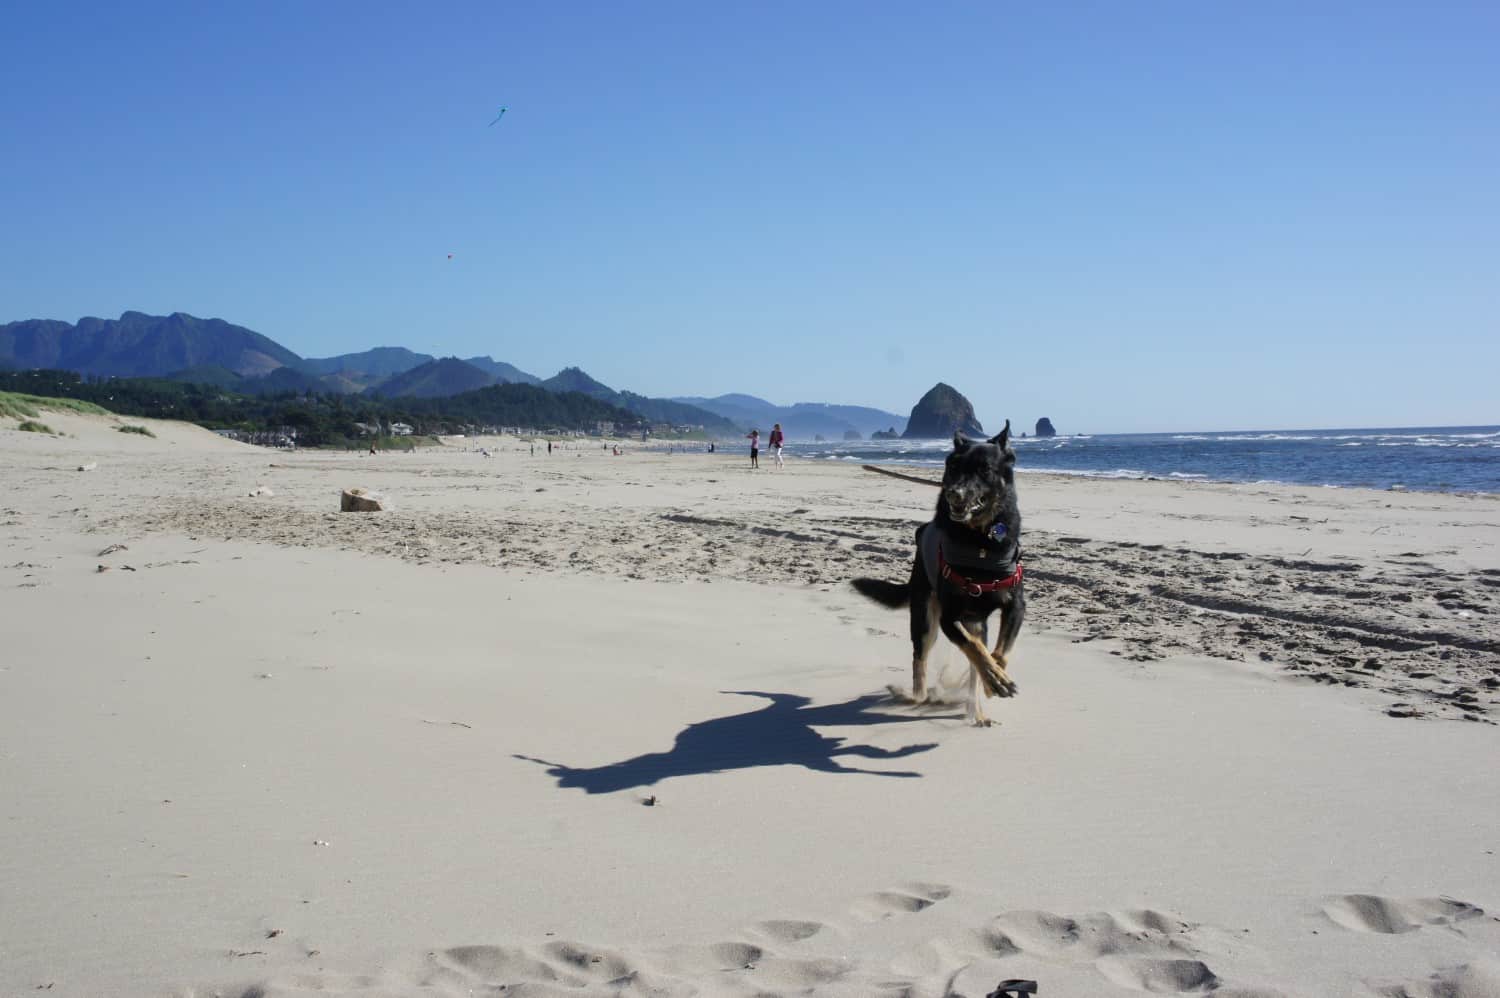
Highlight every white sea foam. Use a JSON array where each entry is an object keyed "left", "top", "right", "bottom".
[
  {"left": 1017, "top": 467, "right": 1151, "bottom": 480},
  {"left": 1214, "top": 434, "right": 1319, "bottom": 442}
]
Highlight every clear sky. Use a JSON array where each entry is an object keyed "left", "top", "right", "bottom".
[{"left": 3, "top": 1, "right": 1496, "bottom": 432}]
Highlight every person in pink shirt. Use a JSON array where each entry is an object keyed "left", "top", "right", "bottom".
[{"left": 746, "top": 429, "right": 760, "bottom": 469}]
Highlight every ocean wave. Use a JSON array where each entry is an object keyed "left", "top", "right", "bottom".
[
  {"left": 1017, "top": 467, "right": 1151, "bottom": 480},
  {"left": 1214, "top": 434, "right": 1321, "bottom": 442}
]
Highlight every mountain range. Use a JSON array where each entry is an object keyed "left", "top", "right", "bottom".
[
  {"left": 0, "top": 311, "right": 904, "bottom": 437},
  {"left": 672, "top": 394, "right": 906, "bottom": 440},
  {"left": 0, "top": 311, "right": 301, "bottom": 379}
]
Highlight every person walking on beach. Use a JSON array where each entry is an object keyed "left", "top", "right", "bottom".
[
  {"left": 768, "top": 423, "right": 785, "bottom": 470},
  {"left": 747, "top": 429, "right": 760, "bottom": 469}
]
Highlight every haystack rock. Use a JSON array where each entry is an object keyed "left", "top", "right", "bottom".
[
  {"left": 1035, "top": 418, "right": 1057, "bottom": 438},
  {"left": 902, "top": 383, "right": 983, "bottom": 439}
]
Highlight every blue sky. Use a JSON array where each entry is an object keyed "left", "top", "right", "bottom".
[{"left": 2, "top": 1, "right": 1496, "bottom": 432}]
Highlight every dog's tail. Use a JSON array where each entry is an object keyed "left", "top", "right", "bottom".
[{"left": 850, "top": 578, "right": 911, "bottom": 608}]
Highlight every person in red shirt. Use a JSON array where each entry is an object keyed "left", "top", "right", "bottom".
[{"left": 768, "top": 423, "right": 785, "bottom": 469}]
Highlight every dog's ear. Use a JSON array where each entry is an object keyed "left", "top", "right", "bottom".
[
  {"left": 989, "top": 419, "right": 1011, "bottom": 450},
  {"left": 952, "top": 431, "right": 970, "bottom": 451}
]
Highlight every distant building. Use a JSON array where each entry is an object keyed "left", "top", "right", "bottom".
[
  {"left": 216, "top": 427, "right": 297, "bottom": 448},
  {"left": 595, "top": 420, "right": 615, "bottom": 436},
  {"left": 389, "top": 422, "right": 414, "bottom": 436}
]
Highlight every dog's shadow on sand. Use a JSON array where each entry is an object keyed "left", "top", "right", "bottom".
[{"left": 514, "top": 691, "right": 956, "bottom": 795}]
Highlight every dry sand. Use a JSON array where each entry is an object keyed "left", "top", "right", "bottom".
[{"left": 2, "top": 409, "right": 1498, "bottom": 997}]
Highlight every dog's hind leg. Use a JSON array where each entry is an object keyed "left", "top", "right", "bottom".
[
  {"left": 891, "top": 558, "right": 938, "bottom": 705},
  {"left": 990, "top": 585, "right": 1027, "bottom": 680},
  {"left": 909, "top": 591, "right": 939, "bottom": 702}
]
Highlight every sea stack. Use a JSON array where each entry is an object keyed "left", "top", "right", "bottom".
[
  {"left": 902, "top": 383, "right": 983, "bottom": 439},
  {"left": 1035, "top": 417, "right": 1057, "bottom": 438}
]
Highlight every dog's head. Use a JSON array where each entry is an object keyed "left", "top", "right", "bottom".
[{"left": 941, "top": 420, "right": 1016, "bottom": 530}]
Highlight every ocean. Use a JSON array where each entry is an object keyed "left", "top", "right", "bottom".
[{"left": 785, "top": 426, "right": 1500, "bottom": 494}]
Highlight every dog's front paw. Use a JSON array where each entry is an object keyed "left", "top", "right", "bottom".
[{"left": 983, "top": 676, "right": 1018, "bottom": 698}]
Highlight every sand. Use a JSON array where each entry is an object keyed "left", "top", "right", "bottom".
[{"left": 2, "top": 410, "right": 1498, "bottom": 998}]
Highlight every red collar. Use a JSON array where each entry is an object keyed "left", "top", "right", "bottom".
[{"left": 938, "top": 544, "right": 1023, "bottom": 596}]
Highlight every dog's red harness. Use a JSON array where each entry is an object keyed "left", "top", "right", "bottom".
[{"left": 938, "top": 544, "right": 1024, "bottom": 597}]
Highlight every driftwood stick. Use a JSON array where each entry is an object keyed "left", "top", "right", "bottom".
[{"left": 861, "top": 464, "right": 943, "bottom": 488}]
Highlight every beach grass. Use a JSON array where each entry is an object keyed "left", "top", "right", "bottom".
[
  {"left": 16, "top": 419, "right": 55, "bottom": 434},
  {"left": 0, "top": 390, "right": 110, "bottom": 421},
  {"left": 117, "top": 424, "right": 155, "bottom": 437}
]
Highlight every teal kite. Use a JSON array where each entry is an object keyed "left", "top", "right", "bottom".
[{"left": 488, "top": 107, "right": 508, "bottom": 127}]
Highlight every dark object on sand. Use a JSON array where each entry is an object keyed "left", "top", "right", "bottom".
[{"left": 988, "top": 981, "right": 1038, "bottom": 997}]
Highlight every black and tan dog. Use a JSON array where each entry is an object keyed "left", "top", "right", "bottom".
[{"left": 852, "top": 422, "right": 1025, "bottom": 726}]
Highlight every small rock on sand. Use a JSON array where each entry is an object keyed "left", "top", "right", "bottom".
[
  {"left": 248, "top": 485, "right": 274, "bottom": 498},
  {"left": 77, "top": 462, "right": 98, "bottom": 472},
  {"left": 340, "top": 488, "right": 384, "bottom": 512}
]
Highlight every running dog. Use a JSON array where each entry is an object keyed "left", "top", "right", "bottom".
[{"left": 852, "top": 422, "right": 1025, "bottom": 726}]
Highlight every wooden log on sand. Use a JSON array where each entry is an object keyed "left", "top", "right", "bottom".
[{"left": 860, "top": 464, "right": 941, "bottom": 488}]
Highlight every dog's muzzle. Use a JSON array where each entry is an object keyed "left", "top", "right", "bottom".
[{"left": 945, "top": 493, "right": 984, "bottom": 523}]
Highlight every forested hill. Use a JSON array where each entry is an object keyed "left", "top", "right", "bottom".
[
  {"left": 0, "top": 369, "right": 657, "bottom": 446},
  {"left": 0, "top": 312, "right": 302, "bottom": 378}
]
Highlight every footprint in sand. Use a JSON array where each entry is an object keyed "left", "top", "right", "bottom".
[
  {"left": 655, "top": 938, "right": 852, "bottom": 989},
  {"left": 656, "top": 940, "right": 765, "bottom": 975},
  {"left": 851, "top": 881, "right": 953, "bottom": 921},
  {"left": 538, "top": 939, "right": 636, "bottom": 981},
  {"left": 1321, "top": 894, "right": 1484, "bottom": 935},
  {"left": 434, "top": 944, "right": 570, "bottom": 987},
  {"left": 1095, "top": 955, "right": 1220, "bottom": 993},
  {"left": 977, "top": 909, "right": 1231, "bottom": 995},
  {"left": 985, "top": 909, "right": 1191, "bottom": 959},
  {"left": 1374, "top": 957, "right": 1500, "bottom": 998},
  {"left": 755, "top": 918, "right": 826, "bottom": 943}
]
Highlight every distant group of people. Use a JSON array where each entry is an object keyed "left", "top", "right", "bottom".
[{"left": 746, "top": 423, "right": 784, "bottom": 470}]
